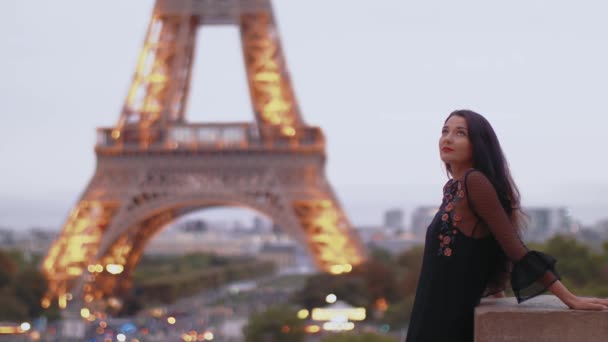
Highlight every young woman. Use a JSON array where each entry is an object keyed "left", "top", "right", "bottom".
[{"left": 405, "top": 110, "right": 608, "bottom": 342}]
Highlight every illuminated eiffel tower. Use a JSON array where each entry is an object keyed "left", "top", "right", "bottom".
[{"left": 41, "top": 0, "right": 366, "bottom": 309}]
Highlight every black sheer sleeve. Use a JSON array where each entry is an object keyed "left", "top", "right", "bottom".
[{"left": 465, "top": 170, "right": 561, "bottom": 303}]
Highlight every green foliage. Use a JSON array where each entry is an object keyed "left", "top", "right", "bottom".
[
  {"left": 0, "top": 250, "right": 17, "bottom": 288},
  {"left": 396, "top": 246, "right": 424, "bottom": 299},
  {"left": 129, "top": 254, "right": 276, "bottom": 311},
  {"left": 536, "top": 235, "right": 608, "bottom": 291},
  {"left": 381, "top": 296, "right": 415, "bottom": 329},
  {"left": 118, "top": 292, "right": 144, "bottom": 317},
  {"left": 291, "top": 245, "right": 419, "bottom": 315},
  {"left": 4, "top": 250, "right": 32, "bottom": 268},
  {"left": 243, "top": 305, "right": 305, "bottom": 342},
  {"left": 257, "top": 274, "right": 307, "bottom": 289},
  {"left": 0, "top": 269, "right": 12, "bottom": 289},
  {"left": 369, "top": 247, "right": 394, "bottom": 265},
  {"left": 541, "top": 235, "right": 599, "bottom": 286},
  {"left": 0, "top": 290, "right": 29, "bottom": 321},
  {"left": 134, "top": 253, "right": 243, "bottom": 280},
  {"left": 0, "top": 249, "right": 51, "bottom": 321},
  {"left": 602, "top": 241, "right": 608, "bottom": 255},
  {"left": 14, "top": 268, "right": 48, "bottom": 318},
  {"left": 134, "top": 253, "right": 221, "bottom": 279},
  {"left": 320, "top": 332, "right": 398, "bottom": 342},
  {"left": 291, "top": 273, "right": 370, "bottom": 310},
  {"left": 351, "top": 259, "right": 401, "bottom": 305},
  {"left": 291, "top": 246, "right": 423, "bottom": 327},
  {"left": 508, "top": 235, "right": 608, "bottom": 297}
]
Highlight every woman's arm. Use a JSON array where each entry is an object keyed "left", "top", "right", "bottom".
[
  {"left": 490, "top": 278, "right": 608, "bottom": 310},
  {"left": 465, "top": 170, "right": 608, "bottom": 310}
]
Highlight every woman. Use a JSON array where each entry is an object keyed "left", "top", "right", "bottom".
[{"left": 405, "top": 110, "right": 608, "bottom": 342}]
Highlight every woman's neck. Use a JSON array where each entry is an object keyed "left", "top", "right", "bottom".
[{"left": 450, "top": 163, "right": 474, "bottom": 181}]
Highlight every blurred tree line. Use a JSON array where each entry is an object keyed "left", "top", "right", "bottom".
[
  {"left": 292, "top": 234, "right": 608, "bottom": 330},
  {"left": 528, "top": 235, "right": 608, "bottom": 297},
  {"left": 0, "top": 250, "right": 275, "bottom": 320},
  {"left": 290, "top": 246, "right": 422, "bottom": 331},
  {"left": 0, "top": 249, "right": 58, "bottom": 321},
  {"left": 132, "top": 258, "right": 275, "bottom": 305},
  {"left": 242, "top": 247, "right": 422, "bottom": 340},
  {"left": 243, "top": 234, "right": 608, "bottom": 341},
  {"left": 121, "top": 253, "right": 276, "bottom": 315}
]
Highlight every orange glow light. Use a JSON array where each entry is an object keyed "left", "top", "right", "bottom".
[
  {"left": 80, "top": 308, "right": 90, "bottom": 319},
  {"left": 67, "top": 267, "right": 83, "bottom": 276},
  {"left": 58, "top": 294, "right": 67, "bottom": 309},
  {"left": 375, "top": 297, "right": 389, "bottom": 312},
  {"left": 281, "top": 126, "right": 296, "bottom": 137},
  {"left": 304, "top": 325, "right": 320, "bottom": 333},
  {"left": 0, "top": 326, "right": 20, "bottom": 334}
]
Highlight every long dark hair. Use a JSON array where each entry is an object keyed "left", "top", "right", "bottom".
[
  {"left": 444, "top": 109, "right": 526, "bottom": 230},
  {"left": 445, "top": 109, "right": 526, "bottom": 294}
]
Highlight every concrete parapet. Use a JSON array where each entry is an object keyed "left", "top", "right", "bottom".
[{"left": 475, "top": 295, "right": 608, "bottom": 342}]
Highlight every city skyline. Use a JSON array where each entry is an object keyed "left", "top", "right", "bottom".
[{"left": 1, "top": 0, "right": 608, "bottom": 230}]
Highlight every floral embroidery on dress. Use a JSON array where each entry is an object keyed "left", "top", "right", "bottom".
[{"left": 437, "top": 179, "right": 464, "bottom": 257}]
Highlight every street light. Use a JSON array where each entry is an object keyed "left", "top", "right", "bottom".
[{"left": 19, "top": 322, "right": 31, "bottom": 332}]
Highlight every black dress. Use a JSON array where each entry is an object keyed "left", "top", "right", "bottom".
[{"left": 405, "top": 169, "right": 560, "bottom": 342}]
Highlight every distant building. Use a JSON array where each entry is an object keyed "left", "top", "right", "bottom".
[
  {"left": 575, "top": 228, "right": 603, "bottom": 248},
  {"left": 354, "top": 225, "right": 387, "bottom": 244},
  {"left": 408, "top": 205, "right": 576, "bottom": 243},
  {"left": 523, "top": 207, "right": 574, "bottom": 242},
  {"left": 176, "top": 219, "right": 208, "bottom": 233},
  {"left": 256, "top": 243, "right": 297, "bottom": 270},
  {"left": 146, "top": 219, "right": 295, "bottom": 257},
  {"left": 0, "top": 228, "right": 15, "bottom": 246},
  {"left": 252, "top": 216, "right": 270, "bottom": 233},
  {"left": 367, "top": 239, "right": 421, "bottom": 255},
  {"left": 355, "top": 225, "right": 421, "bottom": 254},
  {"left": 146, "top": 229, "right": 258, "bottom": 256},
  {"left": 1, "top": 228, "right": 57, "bottom": 254},
  {"left": 410, "top": 206, "right": 439, "bottom": 239},
  {"left": 383, "top": 209, "right": 404, "bottom": 230},
  {"left": 594, "top": 218, "right": 608, "bottom": 240}
]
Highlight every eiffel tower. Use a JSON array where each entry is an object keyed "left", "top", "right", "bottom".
[{"left": 41, "top": 0, "right": 366, "bottom": 309}]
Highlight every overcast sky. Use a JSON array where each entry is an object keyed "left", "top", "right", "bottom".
[{"left": 1, "top": 0, "right": 607, "bottom": 230}]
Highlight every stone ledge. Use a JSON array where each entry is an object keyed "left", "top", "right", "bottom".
[{"left": 475, "top": 295, "right": 608, "bottom": 342}]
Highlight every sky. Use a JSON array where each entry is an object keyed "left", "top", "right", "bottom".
[{"left": 1, "top": 0, "right": 607, "bottom": 230}]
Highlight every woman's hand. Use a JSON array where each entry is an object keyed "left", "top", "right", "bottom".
[
  {"left": 565, "top": 296, "right": 608, "bottom": 311},
  {"left": 491, "top": 291, "right": 505, "bottom": 298},
  {"left": 549, "top": 280, "right": 608, "bottom": 311}
]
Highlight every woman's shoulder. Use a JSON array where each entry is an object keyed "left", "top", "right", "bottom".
[
  {"left": 463, "top": 168, "right": 496, "bottom": 193},
  {"left": 444, "top": 169, "right": 494, "bottom": 193}
]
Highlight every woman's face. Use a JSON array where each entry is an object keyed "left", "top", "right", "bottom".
[{"left": 439, "top": 115, "right": 473, "bottom": 168}]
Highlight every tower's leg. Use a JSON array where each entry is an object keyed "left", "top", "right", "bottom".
[
  {"left": 118, "top": 13, "right": 198, "bottom": 144},
  {"left": 240, "top": 11, "right": 303, "bottom": 136},
  {"left": 41, "top": 194, "right": 120, "bottom": 309},
  {"left": 291, "top": 187, "right": 366, "bottom": 275}
]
